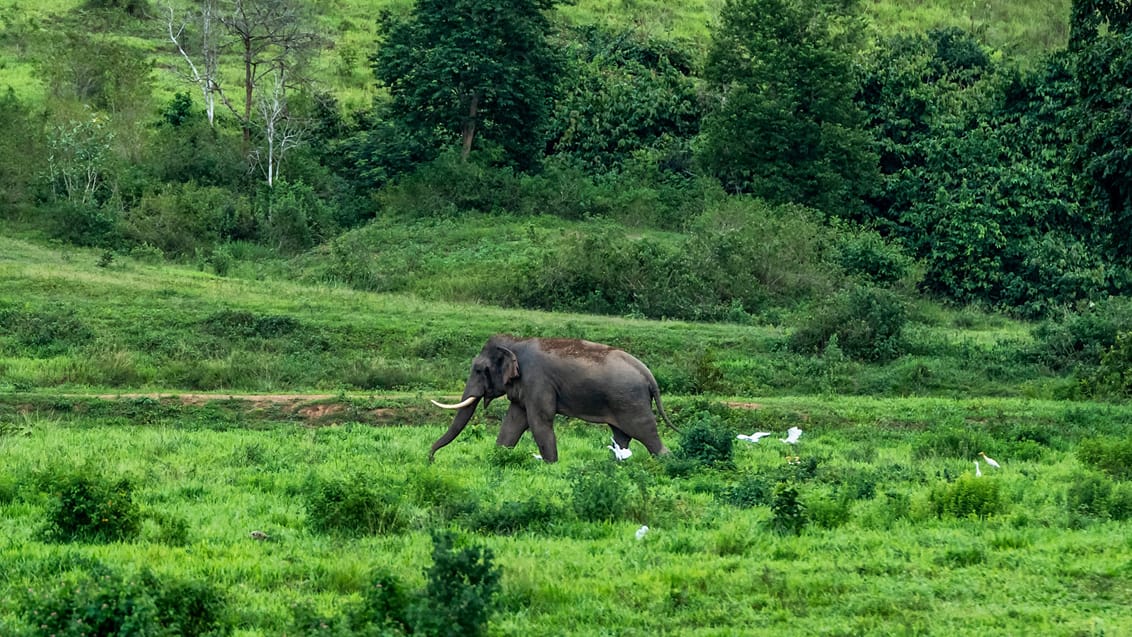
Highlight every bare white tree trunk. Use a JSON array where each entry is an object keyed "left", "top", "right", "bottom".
[
  {"left": 254, "top": 69, "right": 302, "bottom": 187},
  {"left": 166, "top": 0, "right": 223, "bottom": 126}
]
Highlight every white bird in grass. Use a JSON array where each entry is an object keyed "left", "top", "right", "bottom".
[
  {"left": 607, "top": 438, "right": 633, "bottom": 461},
  {"left": 736, "top": 432, "right": 774, "bottom": 443},
  {"left": 635, "top": 525, "right": 649, "bottom": 540},
  {"left": 781, "top": 427, "right": 803, "bottom": 445},
  {"left": 974, "top": 460, "right": 982, "bottom": 477},
  {"left": 979, "top": 451, "right": 1000, "bottom": 469}
]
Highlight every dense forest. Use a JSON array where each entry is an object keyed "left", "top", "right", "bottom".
[{"left": 1, "top": 0, "right": 1131, "bottom": 325}]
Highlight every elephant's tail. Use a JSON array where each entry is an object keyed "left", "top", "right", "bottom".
[{"left": 651, "top": 383, "right": 680, "bottom": 434}]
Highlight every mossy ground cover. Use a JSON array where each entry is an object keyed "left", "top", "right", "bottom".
[{"left": 1, "top": 396, "right": 1129, "bottom": 635}]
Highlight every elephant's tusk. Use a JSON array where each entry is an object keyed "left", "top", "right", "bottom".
[{"left": 430, "top": 396, "right": 478, "bottom": 410}]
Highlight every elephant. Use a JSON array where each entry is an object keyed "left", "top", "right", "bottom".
[{"left": 429, "top": 335, "right": 679, "bottom": 463}]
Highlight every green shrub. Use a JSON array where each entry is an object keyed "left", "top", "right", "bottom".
[
  {"left": 353, "top": 570, "right": 412, "bottom": 635},
  {"left": 412, "top": 530, "right": 501, "bottom": 637},
  {"left": 674, "top": 416, "right": 734, "bottom": 470},
  {"left": 1082, "top": 331, "right": 1132, "bottom": 399},
  {"left": 1066, "top": 473, "right": 1115, "bottom": 525},
  {"left": 466, "top": 498, "right": 563, "bottom": 534},
  {"left": 1076, "top": 437, "right": 1132, "bottom": 480},
  {"left": 122, "top": 182, "right": 253, "bottom": 257},
  {"left": 0, "top": 304, "right": 94, "bottom": 357},
  {"left": 22, "top": 566, "right": 227, "bottom": 637},
  {"left": 723, "top": 474, "right": 774, "bottom": 508},
  {"left": 834, "top": 226, "right": 915, "bottom": 286},
  {"left": 911, "top": 426, "right": 994, "bottom": 461},
  {"left": 200, "top": 309, "right": 301, "bottom": 339},
  {"left": 769, "top": 482, "right": 808, "bottom": 535},
  {"left": 41, "top": 470, "right": 141, "bottom": 543},
  {"left": 304, "top": 474, "right": 406, "bottom": 536},
  {"left": 928, "top": 474, "right": 1001, "bottom": 519},
  {"left": 1031, "top": 298, "right": 1132, "bottom": 371},
  {"left": 571, "top": 463, "right": 630, "bottom": 523},
  {"left": 789, "top": 285, "right": 908, "bottom": 362}
]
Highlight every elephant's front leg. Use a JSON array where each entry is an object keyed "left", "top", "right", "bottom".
[
  {"left": 527, "top": 407, "right": 559, "bottom": 463},
  {"left": 497, "top": 403, "right": 529, "bottom": 448}
]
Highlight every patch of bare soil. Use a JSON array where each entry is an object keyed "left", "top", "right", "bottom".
[{"left": 83, "top": 393, "right": 419, "bottom": 425}]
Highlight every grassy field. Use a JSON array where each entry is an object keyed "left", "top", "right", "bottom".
[
  {"left": 1, "top": 220, "right": 1131, "bottom": 635},
  {"left": 1, "top": 394, "right": 1130, "bottom": 635}
]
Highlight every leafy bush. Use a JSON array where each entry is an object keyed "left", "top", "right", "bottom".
[
  {"left": 834, "top": 226, "right": 915, "bottom": 286},
  {"left": 22, "top": 565, "right": 227, "bottom": 637},
  {"left": 911, "top": 426, "right": 994, "bottom": 461},
  {"left": 1031, "top": 298, "right": 1132, "bottom": 371},
  {"left": 674, "top": 416, "right": 734, "bottom": 470},
  {"left": 571, "top": 463, "right": 630, "bottom": 523},
  {"left": 200, "top": 310, "right": 301, "bottom": 339},
  {"left": 789, "top": 285, "right": 908, "bottom": 361},
  {"left": 412, "top": 531, "right": 502, "bottom": 637},
  {"left": 1082, "top": 331, "right": 1132, "bottom": 399},
  {"left": 41, "top": 470, "right": 141, "bottom": 543},
  {"left": 304, "top": 474, "right": 406, "bottom": 536},
  {"left": 0, "top": 304, "right": 94, "bottom": 357},
  {"left": 927, "top": 474, "right": 1001, "bottom": 519},
  {"left": 769, "top": 482, "right": 808, "bottom": 535},
  {"left": 122, "top": 182, "right": 254, "bottom": 257},
  {"left": 467, "top": 498, "right": 564, "bottom": 534},
  {"left": 1076, "top": 437, "right": 1132, "bottom": 480}
]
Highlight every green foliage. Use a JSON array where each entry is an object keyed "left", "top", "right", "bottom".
[
  {"left": 1077, "top": 437, "right": 1132, "bottom": 480},
  {"left": 1069, "top": 0, "right": 1132, "bottom": 259},
  {"left": 0, "top": 88, "right": 42, "bottom": 208},
  {"left": 467, "top": 498, "right": 564, "bottom": 534},
  {"left": 1064, "top": 471, "right": 1132, "bottom": 525},
  {"left": 200, "top": 310, "right": 301, "bottom": 339},
  {"left": 674, "top": 415, "right": 734, "bottom": 469},
  {"left": 570, "top": 463, "right": 630, "bottom": 523},
  {"left": 258, "top": 180, "right": 334, "bottom": 254},
  {"left": 911, "top": 426, "right": 993, "bottom": 461},
  {"left": 698, "top": 0, "right": 877, "bottom": 215},
  {"left": 927, "top": 474, "right": 1002, "bottom": 519},
  {"left": 123, "top": 182, "right": 255, "bottom": 257},
  {"left": 834, "top": 226, "right": 915, "bottom": 286},
  {"left": 22, "top": 566, "right": 227, "bottom": 637},
  {"left": 0, "top": 303, "right": 94, "bottom": 357},
  {"left": 769, "top": 481, "right": 808, "bottom": 535},
  {"left": 1082, "top": 331, "right": 1132, "bottom": 399},
  {"left": 1032, "top": 298, "right": 1132, "bottom": 371},
  {"left": 40, "top": 470, "right": 141, "bottom": 543},
  {"left": 373, "top": 0, "right": 562, "bottom": 169},
  {"left": 548, "top": 26, "right": 700, "bottom": 172},
  {"left": 413, "top": 531, "right": 501, "bottom": 637},
  {"left": 789, "top": 285, "right": 908, "bottom": 362},
  {"left": 303, "top": 474, "right": 406, "bottom": 536}
]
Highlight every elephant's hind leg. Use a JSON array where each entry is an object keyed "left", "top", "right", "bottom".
[
  {"left": 624, "top": 413, "right": 669, "bottom": 456},
  {"left": 610, "top": 426, "right": 632, "bottom": 449}
]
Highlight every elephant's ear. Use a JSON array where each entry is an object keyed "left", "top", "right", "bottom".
[{"left": 500, "top": 346, "right": 520, "bottom": 385}]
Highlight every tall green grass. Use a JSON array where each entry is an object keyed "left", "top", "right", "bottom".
[{"left": 1, "top": 396, "right": 1129, "bottom": 634}]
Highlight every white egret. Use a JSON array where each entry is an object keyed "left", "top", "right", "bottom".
[
  {"left": 737, "top": 432, "right": 773, "bottom": 443},
  {"left": 781, "top": 427, "right": 803, "bottom": 445},
  {"left": 635, "top": 525, "right": 649, "bottom": 540},
  {"left": 974, "top": 460, "right": 982, "bottom": 477},
  {"left": 607, "top": 438, "right": 633, "bottom": 461},
  {"left": 979, "top": 452, "right": 1000, "bottom": 469}
]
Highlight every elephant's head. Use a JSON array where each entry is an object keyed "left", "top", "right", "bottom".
[{"left": 429, "top": 339, "right": 519, "bottom": 461}]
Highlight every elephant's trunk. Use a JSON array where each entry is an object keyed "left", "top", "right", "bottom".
[{"left": 428, "top": 396, "right": 481, "bottom": 462}]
